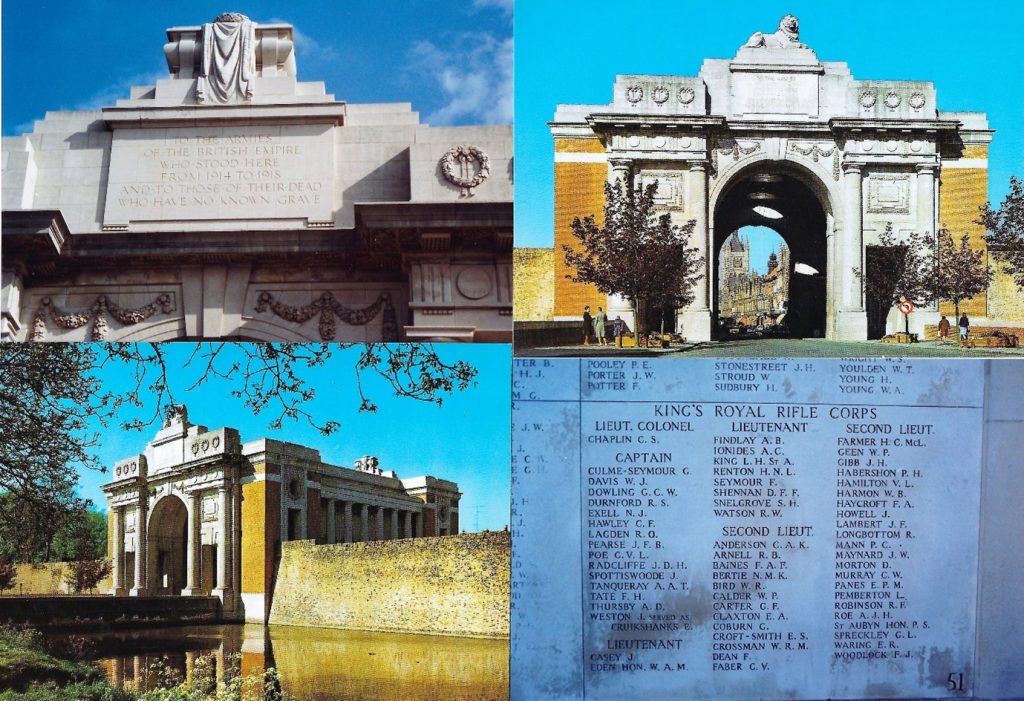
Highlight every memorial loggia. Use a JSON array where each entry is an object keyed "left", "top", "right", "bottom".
[
  {"left": 104, "top": 404, "right": 461, "bottom": 624},
  {"left": 543, "top": 14, "right": 1016, "bottom": 342},
  {"left": 511, "top": 358, "right": 1024, "bottom": 700},
  {"left": 1, "top": 12, "right": 512, "bottom": 342}
]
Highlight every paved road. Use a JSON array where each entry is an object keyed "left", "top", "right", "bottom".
[{"left": 515, "top": 338, "right": 1024, "bottom": 358}]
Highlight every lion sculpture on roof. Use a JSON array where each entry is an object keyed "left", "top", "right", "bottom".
[{"left": 745, "top": 15, "right": 806, "bottom": 49}]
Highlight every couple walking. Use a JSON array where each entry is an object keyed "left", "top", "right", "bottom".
[{"left": 582, "top": 306, "right": 608, "bottom": 346}]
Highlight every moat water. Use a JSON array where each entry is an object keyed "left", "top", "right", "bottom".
[{"left": 44, "top": 624, "right": 508, "bottom": 701}]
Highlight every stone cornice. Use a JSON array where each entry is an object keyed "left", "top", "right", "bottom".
[{"left": 586, "top": 114, "right": 727, "bottom": 131}]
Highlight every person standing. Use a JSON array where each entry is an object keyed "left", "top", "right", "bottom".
[
  {"left": 613, "top": 316, "right": 624, "bottom": 346},
  {"left": 595, "top": 307, "right": 608, "bottom": 346},
  {"left": 582, "top": 306, "right": 593, "bottom": 345},
  {"left": 958, "top": 313, "right": 970, "bottom": 344},
  {"left": 938, "top": 315, "right": 950, "bottom": 339}
]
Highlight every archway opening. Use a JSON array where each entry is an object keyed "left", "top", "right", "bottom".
[
  {"left": 713, "top": 165, "right": 829, "bottom": 339},
  {"left": 717, "top": 227, "right": 790, "bottom": 336},
  {"left": 148, "top": 496, "right": 188, "bottom": 596}
]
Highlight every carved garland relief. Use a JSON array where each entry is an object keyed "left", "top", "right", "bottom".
[
  {"left": 31, "top": 294, "right": 174, "bottom": 341},
  {"left": 254, "top": 291, "right": 399, "bottom": 341},
  {"left": 789, "top": 142, "right": 842, "bottom": 181},
  {"left": 710, "top": 140, "right": 761, "bottom": 176},
  {"left": 440, "top": 145, "right": 490, "bottom": 197}
]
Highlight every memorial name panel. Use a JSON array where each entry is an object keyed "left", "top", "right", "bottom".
[
  {"left": 103, "top": 124, "right": 334, "bottom": 225},
  {"left": 513, "top": 359, "right": 984, "bottom": 701}
]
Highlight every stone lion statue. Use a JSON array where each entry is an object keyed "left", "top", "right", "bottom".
[{"left": 745, "top": 15, "right": 806, "bottom": 49}]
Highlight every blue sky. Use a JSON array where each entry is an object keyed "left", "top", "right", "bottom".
[
  {"left": 77, "top": 344, "right": 511, "bottom": 532},
  {"left": 2, "top": 0, "right": 512, "bottom": 135},
  {"left": 514, "top": 0, "right": 1024, "bottom": 248}
]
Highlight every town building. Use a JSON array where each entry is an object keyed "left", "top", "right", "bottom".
[
  {"left": 2, "top": 13, "right": 512, "bottom": 343},
  {"left": 102, "top": 406, "right": 461, "bottom": 623}
]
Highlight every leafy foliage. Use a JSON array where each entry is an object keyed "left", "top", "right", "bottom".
[
  {"left": 980, "top": 175, "right": 1024, "bottom": 289},
  {"left": 0, "top": 560, "right": 15, "bottom": 594},
  {"left": 0, "top": 495, "right": 106, "bottom": 564},
  {"left": 929, "top": 229, "right": 992, "bottom": 321},
  {"left": 63, "top": 559, "right": 112, "bottom": 594},
  {"left": 855, "top": 224, "right": 934, "bottom": 333},
  {"left": 563, "top": 179, "right": 704, "bottom": 335}
]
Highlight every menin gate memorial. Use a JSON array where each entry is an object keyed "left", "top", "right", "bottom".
[
  {"left": 1, "top": 13, "right": 512, "bottom": 342},
  {"left": 550, "top": 15, "right": 1011, "bottom": 341},
  {"left": 103, "top": 405, "right": 461, "bottom": 623}
]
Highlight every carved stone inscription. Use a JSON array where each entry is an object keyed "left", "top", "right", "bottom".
[
  {"left": 732, "top": 72, "right": 819, "bottom": 116},
  {"left": 512, "top": 359, "right": 983, "bottom": 700},
  {"left": 103, "top": 124, "right": 334, "bottom": 226}
]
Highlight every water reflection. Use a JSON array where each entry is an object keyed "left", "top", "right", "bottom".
[{"left": 48, "top": 624, "right": 509, "bottom": 701}]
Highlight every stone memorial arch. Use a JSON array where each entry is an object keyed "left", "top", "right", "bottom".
[
  {"left": 103, "top": 405, "right": 462, "bottom": 623},
  {"left": 551, "top": 15, "right": 991, "bottom": 341}
]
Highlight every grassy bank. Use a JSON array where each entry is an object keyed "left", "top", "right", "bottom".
[{"left": 0, "top": 627, "right": 291, "bottom": 701}]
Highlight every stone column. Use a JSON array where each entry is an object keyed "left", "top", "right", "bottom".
[
  {"left": 342, "top": 501, "right": 353, "bottom": 543},
  {"left": 389, "top": 509, "right": 399, "bottom": 540},
  {"left": 130, "top": 498, "right": 148, "bottom": 596},
  {"left": 608, "top": 157, "right": 632, "bottom": 187},
  {"left": 836, "top": 162, "right": 868, "bottom": 340},
  {"left": 374, "top": 507, "right": 385, "bottom": 541},
  {"left": 916, "top": 163, "right": 938, "bottom": 236},
  {"left": 232, "top": 479, "right": 242, "bottom": 612},
  {"left": 326, "top": 499, "right": 337, "bottom": 544},
  {"left": 182, "top": 492, "right": 201, "bottom": 595},
  {"left": 214, "top": 486, "right": 229, "bottom": 597},
  {"left": 110, "top": 506, "right": 125, "bottom": 595},
  {"left": 413, "top": 512, "right": 422, "bottom": 538},
  {"left": 403, "top": 511, "right": 413, "bottom": 539},
  {"left": 360, "top": 504, "right": 369, "bottom": 542},
  {"left": 678, "top": 161, "right": 712, "bottom": 341}
]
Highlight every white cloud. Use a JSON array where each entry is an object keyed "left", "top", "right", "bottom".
[
  {"left": 266, "top": 18, "right": 339, "bottom": 64},
  {"left": 408, "top": 33, "right": 512, "bottom": 126},
  {"left": 472, "top": 0, "right": 513, "bottom": 15},
  {"left": 71, "top": 68, "right": 168, "bottom": 112}
]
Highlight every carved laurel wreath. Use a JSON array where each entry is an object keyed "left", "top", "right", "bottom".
[
  {"left": 440, "top": 145, "right": 491, "bottom": 197},
  {"left": 31, "top": 294, "right": 174, "bottom": 341},
  {"left": 255, "top": 291, "right": 398, "bottom": 341}
]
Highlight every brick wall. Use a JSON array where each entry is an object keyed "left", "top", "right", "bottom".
[
  {"left": 6, "top": 562, "right": 112, "bottom": 595},
  {"left": 513, "top": 248, "right": 554, "bottom": 321},
  {"left": 939, "top": 144, "right": 989, "bottom": 318},
  {"left": 268, "top": 531, "right": 510, "bottom": 637},
  {"left": 553, "top": 137, "right": 609, "bottom": 318}
]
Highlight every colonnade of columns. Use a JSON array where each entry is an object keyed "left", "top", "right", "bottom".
[{"left": 321, "top": 499, "right": 424, "bottom": 545}]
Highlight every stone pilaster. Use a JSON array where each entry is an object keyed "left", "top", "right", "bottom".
[
  {"left": 182, "top": 492, "right": 201, "bottom": 595},
  {"left": 342, "top": 501, "right": 353, "bottom": 543},
  {"left": 110, "top": 506, "right": 125, "bottom": 595},
  {"left": 130, "top": 498, "right": 148, "bottom": 596},
  {"left": 214, "top": 486, "right": 229, "bottom": 598},
  {"left": 608, "top": 157, "right": 632, "bottom": 186},
  {"left": 374, "top": 506, "right": 385, "bottom": 541},
  {"left": 326, "top": 499, "right": 336, "bottom": 544},
  {"left": 360, "top": 504, "right": 369, "bottom": 542},
  {"left": 680, "top": 161, "right": 713, "bottom": 341},
  {"left": 836, "top": 162, "right": 868, "bottom": 340},
  {"left": 402, "top": 510, "right": 413, "bottom": 539}
]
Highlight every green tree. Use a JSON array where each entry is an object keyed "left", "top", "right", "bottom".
[
  {"left": 929, "top": 229, "right": 992, "bottom": 324},
  {"left": 563, "top": 179, "right": 704, "bottom": 336},
  {"left": 854, "top": 224, "right": 933, "bottom": 336},
  {"left": 980, "top": 175, "right": 1024, "bottom": 289},
  {"left": 0, "top": 559, "right": 16, "bottom": 595},
  {"left": 64, "top": 559, "right": 112, "bottom": 594}
]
